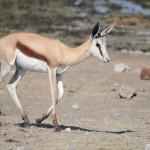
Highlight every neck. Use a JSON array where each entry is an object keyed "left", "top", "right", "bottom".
[{"left": 63, "top": 39, "right": 91, "bottom": 66}]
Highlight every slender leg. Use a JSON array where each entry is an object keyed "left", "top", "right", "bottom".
[
  {"left": 7, "top": 66, "right": 29, "bottom": 127},
  {"left": 0, "top": 58, "right": 16, "bottom": 84},
  {"left": 46, "top": 74, "right": 63, "bottom": 115},
  {"left": 0, "top": 65, "right": 14, "bottom": 84},
  {"left": 49, "top": 68, "right": 61, "bottom": 132},
  {"left": 36, "top": 74, "right": 64, "bottom": 131}
]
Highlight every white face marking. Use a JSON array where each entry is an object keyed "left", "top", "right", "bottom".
[
  {"left": 90, "top": 36, "right": 110, "bottom": 63},
  {"left": 16, "top": 49, "right": 48, "bottom": 73}
]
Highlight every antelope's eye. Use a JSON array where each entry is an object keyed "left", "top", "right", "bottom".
[{"left": 96, "top": 43, "right": 100, "bottom": 48}]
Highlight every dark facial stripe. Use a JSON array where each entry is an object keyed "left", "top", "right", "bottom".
[
  {"left": 96, "top": 43, "right": 103, "bottom": 57},
  {"left": 16, "top": 42, "right": 48, "bottom": 63}
]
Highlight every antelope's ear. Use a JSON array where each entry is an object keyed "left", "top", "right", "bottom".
[
  {"left": 92, "top": 22, "right": 100, "bottom": 38},
  {"left": 100, "top": 22, "right": 115, "bottom": 36}
]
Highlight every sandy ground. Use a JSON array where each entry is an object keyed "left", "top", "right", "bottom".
[{"left": 0, "top": 51, "right": 150, "bottom": 150}]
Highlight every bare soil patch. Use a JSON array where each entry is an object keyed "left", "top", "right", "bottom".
[{"left": 0, "top": 51, "right": 150, "bottom": 150}]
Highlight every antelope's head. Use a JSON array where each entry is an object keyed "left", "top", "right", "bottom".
[{"left": 90, "top": 22, "right": 115, "bottom": 63}]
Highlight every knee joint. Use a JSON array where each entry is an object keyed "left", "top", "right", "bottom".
[{"left": 7, "top": 84, "right": 16, "bottom": 94}]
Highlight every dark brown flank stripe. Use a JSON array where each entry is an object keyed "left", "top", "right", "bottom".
[{"left": 16, "top": 42, "right": 48, "bottom": 63}]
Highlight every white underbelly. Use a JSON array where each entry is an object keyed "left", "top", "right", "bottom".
[{"left": 16, "top": 50, "right": 48, "bottom": 72}]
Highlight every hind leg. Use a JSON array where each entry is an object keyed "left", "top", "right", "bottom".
[
  {"left": 0, "top": 65, "right": 13, "bottom": 84},
  {"left": 0, "top": 58, "right": 16, "bottom": 84},
  {"left": 7, "top": 65, "right": 29, "bottom": 127}
]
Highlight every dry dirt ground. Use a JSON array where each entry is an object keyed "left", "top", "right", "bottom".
[{"left": 0, "top": 51, "right": 150, "bottom": 150}]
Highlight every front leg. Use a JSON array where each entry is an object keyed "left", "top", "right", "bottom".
[
  {"left": 36, "top": 74, "right": 64, "bottom": 125},
  {"left": 48, "top": 67, "right": 61, "bottom": 132}
]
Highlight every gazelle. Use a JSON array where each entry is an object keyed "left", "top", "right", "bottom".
[{"left": 0, "top": 22, "right": 115, "bottom": 131}]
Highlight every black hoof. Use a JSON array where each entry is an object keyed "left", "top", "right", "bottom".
[
  {"left": 24, "top": 122, "right": 30, "bottom": 128},
  {"left": 55, "top": 126, "right": 61, "bottom": 132},
  {"left": 20, "top": 121, "right": 30, "bottom": 128},
  {"left": 22, "top": 115, "right": 29, "bottom": 127},
  {"left": 36, "top": 118, "right": 42, "bottom": 126}
]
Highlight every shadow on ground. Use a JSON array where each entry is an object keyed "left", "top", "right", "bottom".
[{"left": 16, "top": 123, "right": 135, "bottom": 134}]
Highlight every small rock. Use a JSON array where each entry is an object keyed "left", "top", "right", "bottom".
[
  {"left": 145, "top": 144, "right": 150, "bottom": 150},
  {"left": 65, "top": 127, "right": 71, "bottom": 132},
  {"left": 114, "top": 63, "right": 130, "bottom": 72},
  {"left": 72, "top": 105, "right": 79, "bottom": 110},
  {"left": 140, "top": 68, "right": 150, "bottom": 80},
  {"left": 118, "top": 85, "right": 137, "bottom": 99},
  {"left": 17, "top": 146, "right": 26, "bottom": 150},
  {"left": 114, "top": 83, "right": 119, "bottom": 86},
  {"left": 112, "top": 113, "right": 121, "bottom": 117}
]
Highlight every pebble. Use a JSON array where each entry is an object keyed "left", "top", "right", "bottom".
[
  {"left": 140, "top": 68, "right": 150, "bottom": 80},
  {"left": 114, "top": 83, "right": 119, "bottom": 86},
  {"left": 118, "top": 85, "right": 137, "bottom": 99},
  {"left": 65, "top": 127, "right": 71, "bottom": 132},
  {"left": 145, "top": 144, "right": 150, "bottom": 150},
  {"left": 114, "top": 63, "right": 130, "bottom": 72},
  {"left": 112, "top": 113, "right": 121, "bottom": 117},
  {"left": 72, "top": 105, "right": 79, "bottom": 110}
]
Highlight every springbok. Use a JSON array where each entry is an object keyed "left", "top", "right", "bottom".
[{"left": 0, "top": 22, "right": 115, "bottom": 131}]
